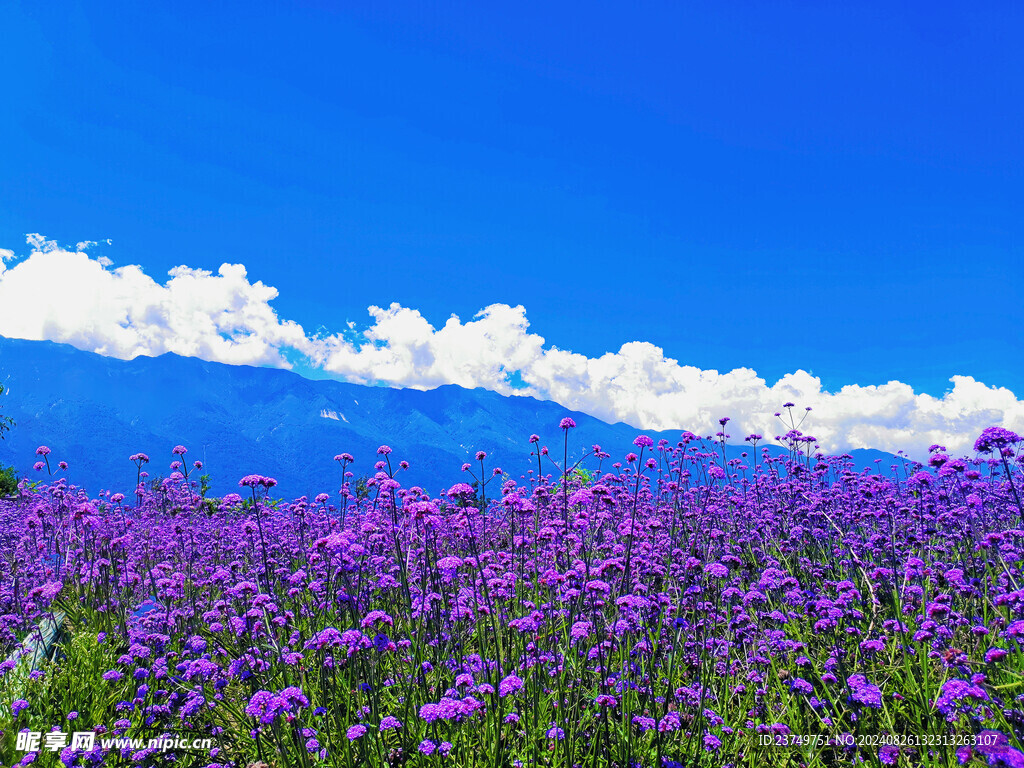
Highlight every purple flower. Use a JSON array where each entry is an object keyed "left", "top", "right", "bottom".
[
  {"left": 379, "top": 716, "right": 402, "bottom": 731},
  {"left": 419, "top": 739, "right": 436, "bottom": 755},
  {"left": 860, "top": 639, "right": 885, "bottom": 653},
  {"left": 879, "top": 745, "right": 900, "bottom": 765},
  {"left": 633, "top": 435, "right": 654, "bottom": 448},
  {"left": 279, "top": 687, "right": 309, "bottom": 708},
  {"left": 559, "top": 417, "right": 576, "bottom": 430},
  {"left": 791, "top": 678, "right": 813, "bottom": 695},
  {"left": 447, "top": 483, "right": 475, "bottom": 500},
  {"left": 570, "top": 621, "right": 592, "bottom": 641},
  {"left": 633, "top": 715, "right": 656, "bottom": 732},
  {"left": 935, "top": 679, "right": 988, "bottom": 718},
  {"left": 172, "top": 445, "right": 187, "bottom": 455},
  {"left": 347, "top": 724, "right": 367, "bottom": 740},
  {"left": 245, "top": 690, "right": 288, "bottom": 724},
  {"left": 305, "top": 628, "right": 344, "bottom": 650},
  {"left": 102, "top": 670, "right": 124, "bottom": 682},
  {"left": 975, "top": 427, "right": 1020, "bottom": 454},
  {"left": 705, "top": 563, "right": 729, "bottom": 579},
  {"left": 986, "top": 648, "right": 1008, "bottom": 663},
  {"left": 499, "top": 674, "right": 524, "bottom": 697},
  {"left": 361, "top": 610, "right": 394, "bottom": 628},
  {"left": 659, "top": 712, "right": 682, "bottom": 732},
  {"left": 1004, "top": 620, "right": 1024, "bottom": 638},
  {"left": 846, "top": 674, "right": 882, "bottom": 708},
  {"left": 437, "top": 556, "right": 463, "bottom": 576},
  {"left": 975, "top": 731, "right": 1024, "bottom": 767},
  {"left": 11, "top": 699, "right": 28, "bottom": 716},
  {"left": 546, "top": 726, "right": 565, "bottom": 740}
]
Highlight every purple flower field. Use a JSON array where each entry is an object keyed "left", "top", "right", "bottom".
[{"left": 3, "top": 418, "right": 1024, "bottom": 767}]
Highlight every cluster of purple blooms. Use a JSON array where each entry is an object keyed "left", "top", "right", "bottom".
[{"left": 1, "top": 423, "right": 1024, "bottom": 767}]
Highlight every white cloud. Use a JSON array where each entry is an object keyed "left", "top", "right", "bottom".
[
  {"left": 311, "top": 303, "right": 544, "bottom": 393},
  {"left": 0, "top": 235, "right": 311, "bottom": 367},
  {"left": 311, "top": 310, "right": 1024, "bottom": 456},
  {"left": 1, "top": 235, "right": 1021, "bottom": 457}
]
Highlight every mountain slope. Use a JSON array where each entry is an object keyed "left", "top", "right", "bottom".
[{"left": 0, "top": 337, "right": 899, "bottom": 497}]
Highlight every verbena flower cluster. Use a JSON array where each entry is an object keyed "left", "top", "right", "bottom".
[{"left": 1, "top": 422, "right": 1023, "bottom": 767}]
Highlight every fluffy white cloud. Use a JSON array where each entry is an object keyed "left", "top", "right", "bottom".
[
  {"left": 0, "top": 235, "right": 311, "bottom": 367},
  {"left": 313, "top": 311, "right": 1024, "bottom": 456},
  {"left": 311, "top": 303, "right": 545, "bottom": 392},
  {"left": 1, "top": 235, "right": 1021, "bottom": 457}
]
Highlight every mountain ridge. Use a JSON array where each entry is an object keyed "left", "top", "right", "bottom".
[{"left": 0, "top": 336, "right": 899, "bottom": 497}]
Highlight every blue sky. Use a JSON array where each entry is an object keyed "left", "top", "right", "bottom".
[{"left": 1, "top": 2, "right": 1022, "bottom": 454}]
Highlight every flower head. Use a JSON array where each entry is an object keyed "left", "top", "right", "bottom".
[
  {"left": 975, "top": 427, "right": 1020, "bottom": 454},
  {"left": 499, "top": 674, "right": 524, "bottom": 697},
  {"left": 846, "top": 674, "right": 882, "bottom": 708},
  {"left": 245, "top": 690, "right": 289, "bottom": 724}
]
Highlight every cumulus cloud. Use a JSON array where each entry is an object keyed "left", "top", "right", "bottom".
[
  {"left": 1, "top": 235, "right": 1021, "bottom": 457},
  {"left": 0, "top": 235, "right": 311, "bottom": 367},
  {"left": 311, "top": 303, "right": 545, "bottom": 392},
  {"left": 311, "top": 307, "right": 1023, "bottom": 456}
]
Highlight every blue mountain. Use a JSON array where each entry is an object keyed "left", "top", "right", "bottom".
[{"left": 0, "top": 337, "right": 901, "bottom": 498}]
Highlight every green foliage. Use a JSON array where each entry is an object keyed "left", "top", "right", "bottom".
[
  {"left": 354, "top": 474, "right": 372, "bottom": 500},
  {"left": 0, "top": 627, "right": 131, "bottom": 759},
  {"left": 0, "top": 463, "right": 17, "bottom": 497},
  {"left": 199, "top": 473, "right": 212, "bottom": 498},
  {"left": 554, "top": 466, "right": 596, "bottom": 492}
]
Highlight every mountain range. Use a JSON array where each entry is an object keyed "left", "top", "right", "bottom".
[{"left": 0, "top": 336, "right": 898, "bottom": 498}]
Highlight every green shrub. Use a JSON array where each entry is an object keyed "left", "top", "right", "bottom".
[{"left": 0, "top": 464, "right": 18, "bottom": 497}]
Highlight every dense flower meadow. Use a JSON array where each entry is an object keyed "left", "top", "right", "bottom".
[{"left": 2, "top": 415, "right": 1024, "bottom": 767}]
